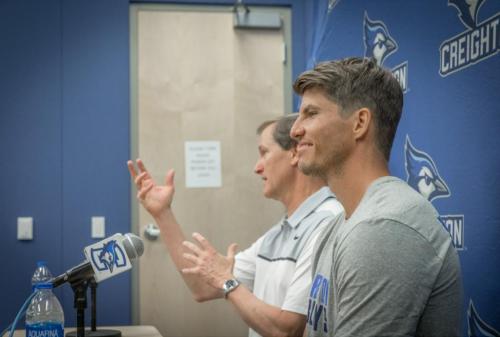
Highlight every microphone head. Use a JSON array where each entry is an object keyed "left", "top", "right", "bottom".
[{"left": 122, "top": 233, "right": 144, "bottom": 260}]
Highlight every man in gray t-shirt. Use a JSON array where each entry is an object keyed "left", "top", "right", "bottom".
[
  {"left": 308, "top": 177, "right": 462, "bottom": 336},
  {"left": 291, "top": 57, "right": 462, "bottom": 336}
]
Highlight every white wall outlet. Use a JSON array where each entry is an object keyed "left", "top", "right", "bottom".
[
  {"left": 91, "top": 216, "right": 106, "bottom": 238},
  {"left": 17, "top": 217, "right": 33, "bottom": 240}
]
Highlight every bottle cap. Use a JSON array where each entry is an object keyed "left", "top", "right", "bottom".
[
  {"left": 35, "top": 282, "right": 53, "bottom": 289},
  {"left": 36, "top": 261, "right": 47, "bottom": 267}
]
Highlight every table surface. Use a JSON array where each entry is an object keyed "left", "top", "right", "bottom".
[{"left": 15, "top": 325, "right": 162, "bottom": 337}]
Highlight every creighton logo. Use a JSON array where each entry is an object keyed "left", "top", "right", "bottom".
[
  {"left": 90, "top": 240, "right": 128, "bottom": 272},
  {"left": 405, "top": 136, "right": 450, "bottom": 202},
  {"left": 404, "top": 135, "right": 465, "bottom": 250},
  {"left": 440, "top": 0, "right": 499, "bottom": 77},
  {"left": 363, "top": 12, "right": 408, "bottom": 93},
  {"left": 307, "top": 274, "right": 329, "bottom": 333},
  {"left": 468, "top": 300, "right": 500, "bottom": 337}
]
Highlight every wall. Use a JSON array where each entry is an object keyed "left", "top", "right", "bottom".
[
  {"left": 0, "top": 0, "right": 131, "bottom": 327},
  {"left": 0, "top": 0, "right": 309, "bottom": 329}
]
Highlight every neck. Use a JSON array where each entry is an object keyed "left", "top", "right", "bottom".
[
  {"left": 327, "top": 148, "right": 389, "bottom": 218},
  {"left": 282, "top": 175, "right": 325, "bottom": 217}
]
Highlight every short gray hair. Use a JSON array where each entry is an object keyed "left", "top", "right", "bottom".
[{"left": 256, "top": 114, "right": 299, "bottom": 151}]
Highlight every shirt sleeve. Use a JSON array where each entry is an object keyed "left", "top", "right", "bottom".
[
  {"left": 332, "top": 218, "right": 444, "bottom": 337},
  {"left": 281, "top": 217, "right": 333, "bottom": 315},
  {"left": 233, "top": 235, "right": 265, "bottom": 291}
]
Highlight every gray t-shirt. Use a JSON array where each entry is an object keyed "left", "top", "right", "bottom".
[{"left": 307, "top": 176, "right": 462, "bottom": 337}]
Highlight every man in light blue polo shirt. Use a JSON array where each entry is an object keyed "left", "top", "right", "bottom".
[{"left": 128, "top": 114, "right": 344, "bottom": 337}]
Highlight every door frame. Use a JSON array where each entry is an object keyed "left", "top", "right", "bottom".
[{"left": 129, "top": 2, "right": 292, "bottom": 324}]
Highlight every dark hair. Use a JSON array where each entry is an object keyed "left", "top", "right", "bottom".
[
  {"left": 293, "top": 57, "right": 403, "bottom": 161},
  {"left": 256, "top": 114, "right": 298, "bottom": 151}
]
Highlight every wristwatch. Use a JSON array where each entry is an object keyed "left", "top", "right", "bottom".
[{"left": 222, "top": 278, "right": 240, "bottom": 298}]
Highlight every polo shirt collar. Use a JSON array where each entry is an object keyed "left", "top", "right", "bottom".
[{"left": 283, "top": 186, "right": 334, "bottom": 229}]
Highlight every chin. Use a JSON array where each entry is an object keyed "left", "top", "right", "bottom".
[
  {"left": 262, "top": 189, "right": 272, "bottom": 199},
  {"left": 298, "top": 161, "right": 326, "bottom": 177}
]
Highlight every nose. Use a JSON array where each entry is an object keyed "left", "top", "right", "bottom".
[
  {"left": 290, "top": 119, "right": 304, "bottom": 140},
  {"left": 254, "top": 158, "right": 264, "bottom": 175}
]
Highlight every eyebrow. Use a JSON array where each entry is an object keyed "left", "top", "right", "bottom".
[{"left": 301, "top": 104, "right": 320, "bottom": 114}]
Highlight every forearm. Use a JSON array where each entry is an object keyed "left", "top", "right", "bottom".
[
  {"left": 154, "top": 209, "right": 222, "bottom": 301},
  {"left": 226, "top": 285, "right": 306, "bottom": 337}
]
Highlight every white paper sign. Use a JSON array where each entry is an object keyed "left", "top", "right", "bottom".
[{"left": 185, "top": 141, "right": 222, "bottom": 188}]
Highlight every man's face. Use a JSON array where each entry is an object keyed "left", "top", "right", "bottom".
[
  {"left": 254, "top": 123, "right": 294, "bottom": 200},
  {"left": 291, "top": 88, "right": 354, "bottom": 177}
]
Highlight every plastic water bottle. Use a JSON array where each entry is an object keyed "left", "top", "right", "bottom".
[
  {"left": 31, "top": 261, "right": 53, "bottom": 291},
  {"left": 25, "top": 283, "right": 64, "bottom": 337}
]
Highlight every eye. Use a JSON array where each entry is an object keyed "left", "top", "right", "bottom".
[
  {"left": 305, "top": 110, "right": 318, "bottom": 118},
  {"left": 424, "top": 174, "right": 432, "bottom": 185}
]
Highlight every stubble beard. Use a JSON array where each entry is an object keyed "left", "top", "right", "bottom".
[
  {"left": 298, "top": 147, "right": 346, "bottom": 180},
  {"left": 298, "top": 160, "right": 327, "bottom": 179}
]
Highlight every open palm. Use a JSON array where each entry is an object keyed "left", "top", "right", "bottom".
[{"left": 128, "top": 159, "right": 175, "bottom": 218}]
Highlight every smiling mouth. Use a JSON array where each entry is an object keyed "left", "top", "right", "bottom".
[{"left": 297, "top": 143, "right": 313, "bottom": 152}]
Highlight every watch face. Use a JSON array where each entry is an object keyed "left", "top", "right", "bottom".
[{"left": 223, "top": 279, "right": 239, "bottom": 297}]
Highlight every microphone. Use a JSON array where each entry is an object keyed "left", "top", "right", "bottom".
[{"left": 51, "top": 233, "right": 144, "bottom": 288}]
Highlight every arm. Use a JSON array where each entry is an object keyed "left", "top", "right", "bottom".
[
  {"left": 332, "top": 220, "right": 441, "bottom": 336},
  {"left": 183, "top": 233, "right": 306, "bottom": 337},
  {"left": 227, "top": 286, "right": 306, "bottom": 337},
  {"left": 127, "top": 159, "right": 221, "bottom": 301}
]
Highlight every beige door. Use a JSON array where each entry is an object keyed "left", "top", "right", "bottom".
[{"left": 130, "top": 4, "right": 291, "bottom": 337}]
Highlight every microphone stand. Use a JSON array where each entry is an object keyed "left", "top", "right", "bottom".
[
  {"left": 67, "top": 278, "right": 121, "bottom": 337},
  {"left": 67, "top": 279, "right": 89, "bottom": 337},
  {"left": 90, "top": 278, "right": 97, "bottom": 332}
]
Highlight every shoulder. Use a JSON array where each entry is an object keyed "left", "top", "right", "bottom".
[
  {"left": 333, "top": 217, "right": 451, "bottom": 280},
  {"left": 350, "top": 177, "right": 448, "bottom": 246},
  {"left": 332, "top": 219, "right": 445, "bottom": 284},
  {"left": 316, "top": 196, "right": 344, "bottom": 216},
  {"left": 366, "top": 177, "right": 439, "bottom": 220}
]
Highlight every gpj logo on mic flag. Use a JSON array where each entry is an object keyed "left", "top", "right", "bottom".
[{"left": 84, "top": 233, "right": 132, "bottom": 282}]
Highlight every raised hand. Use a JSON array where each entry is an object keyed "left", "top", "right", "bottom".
[
  {"left": 182, "top": 232, "right": 238, "bottom": 290},
  {"left": 127, "top": 159, "right": 175, "bottom": 219}
]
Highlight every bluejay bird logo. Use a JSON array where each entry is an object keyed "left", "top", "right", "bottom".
[
  {"left": 468, "top": 300, "right": 500, "bottom": 337},
  {"left": 404, "top": 135, "right": 464, "bottom": 249},
  {"left": 363, "top": 12, "right": 398, "bottom": 66},
  {"left": 448, "top": 0, "right": 486, "bottom": 29},
  {"left": 90, "top": 240, "right": 127, "bottom": 272},
  {"left": 405, "top": 135, "right": 451, "bottom": 202},
  {"left": 99, "top": 240, "right": 119, "bottom": 272}
]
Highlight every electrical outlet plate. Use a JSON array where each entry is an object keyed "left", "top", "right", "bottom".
[
  {"left": 91, "top": 216, "right": 105, "bottom": 238},
  {"left": 17, "top": 217, "right": 33, "bottom": 240}
]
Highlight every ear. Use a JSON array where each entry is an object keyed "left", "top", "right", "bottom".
[
  {"left": 352, "top": 108, "right": 372, "bottom": 140},
  {"left": 290, "top": 147, "right": 299, "bottom": 166}
]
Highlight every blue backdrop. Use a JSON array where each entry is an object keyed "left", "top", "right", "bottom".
[{"left": 301, "top": 0, "right": 500, "bottom": 336}]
